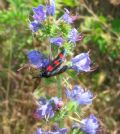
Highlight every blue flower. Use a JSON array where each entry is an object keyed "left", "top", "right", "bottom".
[
  {"left": 62, "top": 9, "right": 73, "bottom": 24},
  {"left": 29, "top": 21, "right": 40, "bottom": 32},
  {"left": 46, "top": 0, "right": 55, "bottom": 16},
  {"left": 71, "top": 52, "right": 91, "bottom": 72},
  {"left": 33, "top": 97, "right": 64, "bottom": 120},
  {"left": 81, "top": 114, "right": 99, "bottom": 134},
  {"left": 68, "top": 28, "right": 83, "bottom": 44},
  {"left": 33, "top": 5, "right": 46, "bottom": 22},
  {"left": 33, "top": 98, "right": 54, "bottom": 120},
  {"left": 27, "top": 50, "right": 49, "bottom": 69},
  {"left": 50, "top": 37, "right": 64, "bottom": 46},
  {"left": 65, "top": 85, "right": 93, "bottom": 105}
]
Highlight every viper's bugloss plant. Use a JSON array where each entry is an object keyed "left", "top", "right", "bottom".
[{"left": 24, "top": 0, "right": 100, "bottom": 133}]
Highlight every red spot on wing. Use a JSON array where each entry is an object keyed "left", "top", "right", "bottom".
[
  {"left": 54, "top": 60, "right": 60, "bottom": 65},
  {"left": 59, "top": 53, "right": 63, "bottom": 59},
  {"left": 47, "top": 65, "right": 54, "bottom": 71}
]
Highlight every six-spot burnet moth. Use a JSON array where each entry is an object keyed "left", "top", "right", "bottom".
[{"left": 33, "top": 49, "right": 68, "bottom": 78}]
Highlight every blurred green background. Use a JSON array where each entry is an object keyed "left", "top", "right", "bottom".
[{"left": 0, "top": 0, "right": 120, "bottom": 134}]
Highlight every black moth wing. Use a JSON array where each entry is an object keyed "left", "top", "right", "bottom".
[
  {"left": 43, "top": 65, "right": 68, "bottom": 78},
  {"left": 44, "top": 49, "right": 66, "bottom": 73}
]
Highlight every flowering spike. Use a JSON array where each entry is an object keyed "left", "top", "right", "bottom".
[{"left": 27, "top": 2, "right": 99, "bottom": 134}]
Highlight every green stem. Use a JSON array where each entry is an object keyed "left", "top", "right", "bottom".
[
  {"left": 57, "top": 75, "right": 62, "bottom": 98},
  {"left": 56, "top": 75, "right": 63, "bottom": 128}
]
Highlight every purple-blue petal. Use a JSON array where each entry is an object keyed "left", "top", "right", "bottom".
[
  {"left": 38, "top": 97, "right": 47, "bottom": 105},
  {"left": 35, "top": 127, "right": 67, "bottom": 134},
  {"left": 50, "top": 37, "right": 64, "bottom": 46},
  {"left": 71, "top": 52, "right": 91, "bottom": 72},
  {"left": 81, "top": 115, "right": 99, "bottom": 134},
  {"left": 46, "top": 0, "right": 55, "bottom": 16},
  {"left": 66, "top": 85, "right": 84, "bottom": 101},
  {"left": 68, "top": 28, "right": 78, "bottom": 43},
  {"left": 27, "top": 50, "right": 49, "bottom": 69},
  {"left": 34, "top": 104, "right": 54, "bottom": 119},
  {"left": 36, "top": 128, "right": 43, "bottom": 134},
  {"left": 73, "top": 85, "right": 84, "bottom": 93},
  {"left": 65, "top": 85, "right": 93, "bottom": 105},
  {"left": 33, "top": 5, "right": 44, "bottom": 15},
  {"left": 34, "top": 97, "right": 56, "bottom": 120},
  {"left": 59, "top": 128, "right": 67, "bottom": 134},
  {"left": 50, "top": 127, "right": 67, "bottom": 134},
  {"left": 33, "top": 5, "right": 46, "bottom": 22},
  {"left": 71, "top": 52, "right": 90, "bottom": 63},
  {"left": 77, "top": 91, "right": 93, "bottom": 105},
  {"left": 62, "top": 9, "right": 73, "bottom": 24},
  {"left": 29, "top": 21, "right": 40, "bottom": 32}
]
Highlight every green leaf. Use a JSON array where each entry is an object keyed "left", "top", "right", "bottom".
[{"left": 111, "top": 19, "right": 120, "bottom": 34}]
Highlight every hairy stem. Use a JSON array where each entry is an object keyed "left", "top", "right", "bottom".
[
  {"left": 57, "top": 75, "right": 63, "bottom": 127},
  {"left": 57, "top": 75, "right": 62, "bottom": 98}
]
